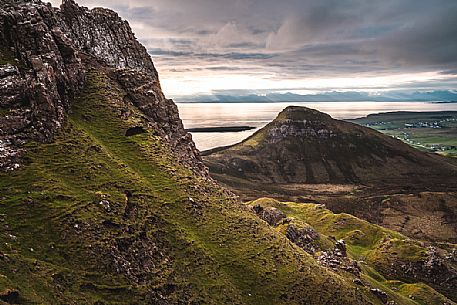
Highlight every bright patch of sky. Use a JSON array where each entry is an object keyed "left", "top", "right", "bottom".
[{"left": 49, "top": 0, "right": 457, "bottom": 101}]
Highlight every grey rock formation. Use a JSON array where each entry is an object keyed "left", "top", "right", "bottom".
[
  {"left": 370, "top": 288, "right": 388, "bottom": 304},
  {"left": 0, "top": 0, "right": 204, "bottom": 175},
  {"left": 285, "top": 222, "right": 320, "bottom": 254},
  {"left": 252, "top": 204, "right": 286, "bottom": 226},
  {"left": 60, "top": 0, "right": 158, "bottom": 76},
  {"left": 407, "top": 246, "right": 457, "bottom": 298},
  {"left": 1, "top": 0, "right": 84, "bottom": 168}
]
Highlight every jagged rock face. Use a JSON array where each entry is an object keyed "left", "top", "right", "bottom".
[
  {"left": 0, "top": 0, "right": 204, "bottom": 175},
  {"left": 59, "top": 0, "right": 158, "bottom": 76},
  {"left": 0, "top": 0, "right": 84, "bottom": 143},
  {"left": 204, "top": 106, "right": 457, "bottom": 185}
]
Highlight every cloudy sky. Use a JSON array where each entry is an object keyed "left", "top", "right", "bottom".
[{"left": 51, "top": 0, "right": 457, "bottom": 100}]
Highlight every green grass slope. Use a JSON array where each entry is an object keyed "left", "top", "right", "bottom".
[
  {"left": 0, "top": 70, "right": 382, "bottom": 304},
  {"left": 248, "top": 198, "right": 456, "bottom": 305}
]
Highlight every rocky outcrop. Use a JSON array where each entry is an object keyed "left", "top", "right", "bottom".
[
  {"left": 317, "top": 240, "right": 361, "bottom": 276},
  {"left": 401, "top": 246, "right": 457, "bottom": 300},
  {"left": 370, "top": 289, "right": 388, "bottom": 304},
  {"left": 285, "top": 222, "right": 320, "bottom": 254},
  {"left": 1, "top": 0, "right": 85, "bottom": 170},
  {"left": 0, "top": 0, "right": 204, "bottom": 174},
  {"left": 252, "top": 204, "right": 286, "bottom": 226},
  {"left": 0, "top": 289, "right": 20, "bottom": 304},
  {"left": 59, "top": 0, "right": 157, "bottom": 76},
  {"left": 250, "top": 201, "right": 363, "bottom": 277},
  {"left": 250, "top": 201, "right": 323, "bottom": 254}
]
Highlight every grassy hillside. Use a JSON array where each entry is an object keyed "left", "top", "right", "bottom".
[
  {"left": 0, "top": 69, "right": 384, "bottom": 304},
  {"left": 248, "top": 198, "right": 457, "bottom": 304}
]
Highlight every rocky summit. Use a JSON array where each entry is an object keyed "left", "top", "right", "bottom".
[{"left": 1, "top": 1, "right": 456, "bottom": 305}]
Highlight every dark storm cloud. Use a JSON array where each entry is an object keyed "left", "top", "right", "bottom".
[
  {"left": 52, "top": 0, "right": 457, "bottom": 94},
  {"left": 148, "top": 49, "right": 193, "bottom": 57},
  {"left": 149, "top": 48, "right": 275, "bottom": 60},
  {"left": 441, "top": 69, "right": 457, "bottom": 75}
]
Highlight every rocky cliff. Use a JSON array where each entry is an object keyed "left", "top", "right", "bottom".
[{"left": 0, "top": 0, "right": 204, "bottom": 174}]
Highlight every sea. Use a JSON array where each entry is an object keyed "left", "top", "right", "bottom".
[{"left": 176, "top": 101, "right": 457, "bottom": 151}]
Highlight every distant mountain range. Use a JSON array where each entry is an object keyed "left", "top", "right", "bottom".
[{"left": 175, "top": 90, "right": 457, "bottom": 103}]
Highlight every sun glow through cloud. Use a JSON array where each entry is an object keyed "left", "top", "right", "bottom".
[
  {"left": 48, "top": 0, "right": 457, "bottom": 101},
  {"left": 159, "top": 70, "right": 451, "bottom": 97}
]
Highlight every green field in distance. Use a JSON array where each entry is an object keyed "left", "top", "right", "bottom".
[{"left": 349, "top": 111, "right": 457, "bottom": 157}]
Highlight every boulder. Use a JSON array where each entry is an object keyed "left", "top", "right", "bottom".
[{"left": 252, "top": 205, "right": 286, "bottom": 226}]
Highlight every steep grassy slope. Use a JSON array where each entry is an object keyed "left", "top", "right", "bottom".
[
  {"left": 0, "top": 70, "right": 383, "bottom": 304},
  {"left": 248, "top": 198, "right": 457, "bottom": 304}
]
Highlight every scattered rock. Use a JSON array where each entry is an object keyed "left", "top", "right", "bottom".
[
  {"left": 99, "top": 199, "right": 111, "bottom": 212},
  {"left": 317, "top": 241, "right": 360, "bottom": 276},
  {"left": 385, "top": 245, "right": 457, "bottom": 299},
  {"left": 186, "top": 197, "right": 202, "bottom": 216},
  {"left": 353, "top": 278, "right": 364, "bottom": 286},
  {"left": 370, "top": 288, "right": 388, "bottom": 304},
  {"left": 446, "top": 248, "right": 457, "bottom": 262},
  {"left": 334, "top": 239, "right": 347, "bottom": 257}
]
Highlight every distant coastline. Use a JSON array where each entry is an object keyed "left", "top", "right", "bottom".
[
  {"left": 173, "top": 90, "right": 457, "bottom": 104},
  {"left": 185, "top": 126, "right": 256, "bottom": 133},
  {"left": 178, "top": 101, "right": 457, "bottom": 151}
]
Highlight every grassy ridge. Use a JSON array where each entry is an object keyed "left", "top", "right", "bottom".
[{"left": 248, "top": 198, "right": 456, "bottom": 305}]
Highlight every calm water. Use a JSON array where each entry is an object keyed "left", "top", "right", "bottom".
[{"left": 177, "top": 102, "right": 457, "bottom": 151}]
